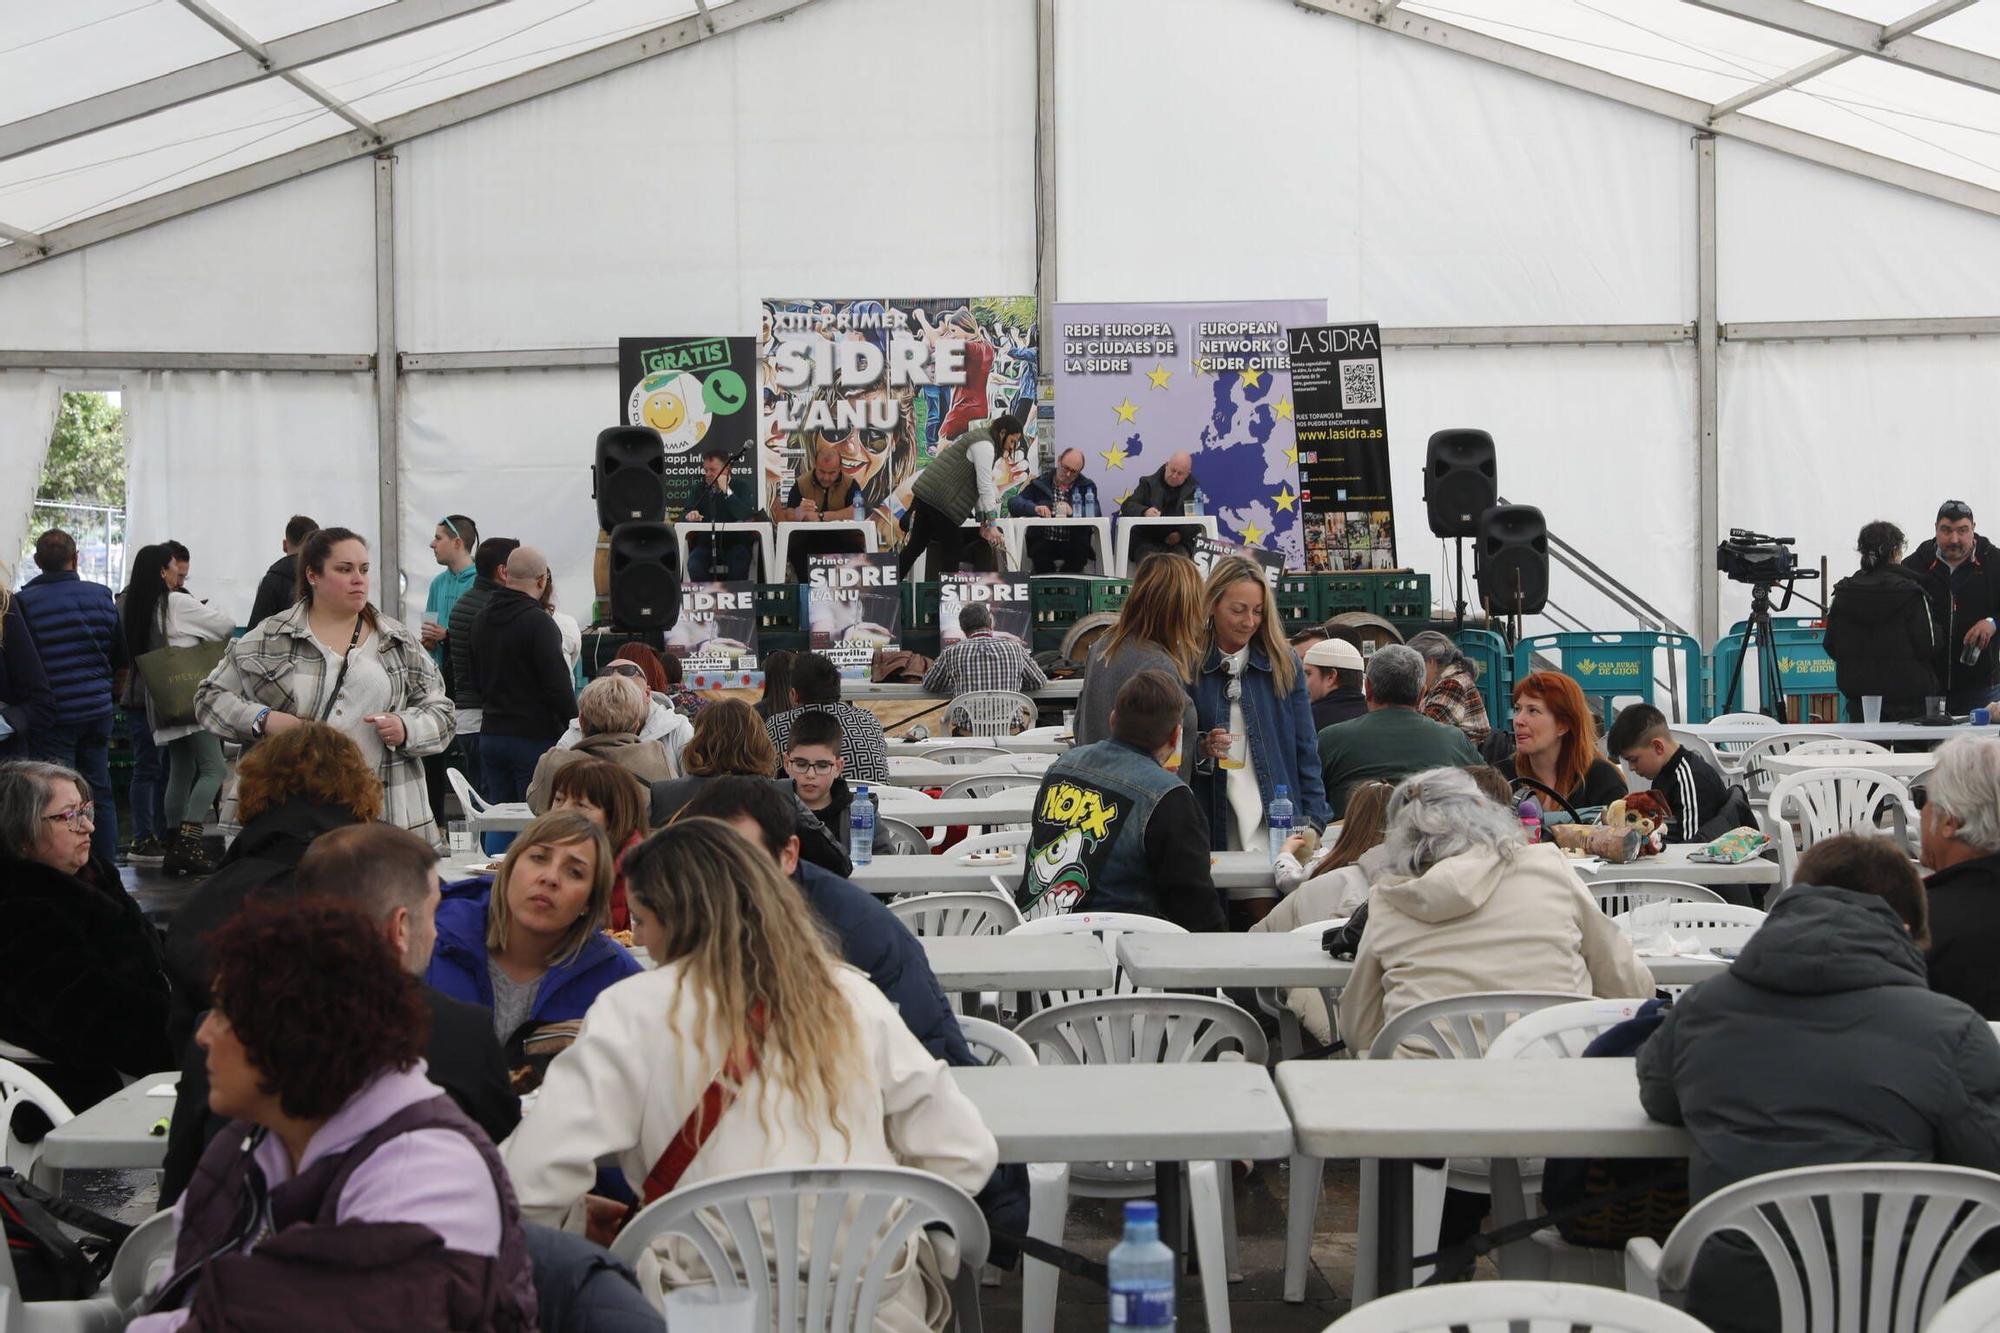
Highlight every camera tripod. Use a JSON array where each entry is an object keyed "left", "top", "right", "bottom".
[{"left": 1719, "top": 580, "right": 1790, "bottom": 722}]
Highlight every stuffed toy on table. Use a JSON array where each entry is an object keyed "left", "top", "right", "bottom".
[{"left": 1546, "top": 791, "right": 1672, "bottom": 864}]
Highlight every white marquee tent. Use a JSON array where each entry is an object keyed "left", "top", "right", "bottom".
[{"left": 3, "top": 0, "right": 1998, "bottom": 652}]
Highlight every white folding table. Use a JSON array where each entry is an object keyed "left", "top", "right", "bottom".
[
  {"left": 1002, "top": 516, "right": 1114, "bottom": 575},
  {"left": 920, "top": 934, "right": 1111, "bottom": 992},
  {"left": 673, "top": 521, "right": 776, "bottom": 582},
  {"left": 845, "top": 679, "right": 1084, "bottom": 702},
  {"left": 774, "top": 519, "right": 877, "bottom": 578},
  {"left": 466, "top": 802, "right": 535, "bottom": 835},
  {"left": 850, "top": 849, "right": 1278, "bottom": 897},
  {"left": 882, "top": 756, "right": 1052, "bottom": 789},
  {"left": 1563, "top": 845, "right": 1778, "bottom": 889},
  {"left": 887, "top": 736, "right": 1072, "bottom": 755},
  {"left": 36, "top": 1072, "right": 180, "bottom": 1186},
  {"left": 874, "top": 794, "right": 1037, "bottom": 825},
  {"left": 1684, "top": 721, "right": 1970, "bottom": 746},
  {"left": 1275, "top": 1058, "right": 1690, "bottom": 1301},
  {"left": 1113, "top": 515, "right": 1221, "bottom": 575}
]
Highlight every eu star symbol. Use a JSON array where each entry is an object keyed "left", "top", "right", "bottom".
[
  {"left": 1100, "top": 445, "right": 1130, "bottom": 470},
  {"left": 1146, "top": 364, "right": 1173, "bottom": 390},
  {"left": 1274, "top": 488, "right": 1297, "bottom": 513},
  {"left": 1274, "top": 397, "right": 1293, "bottom": 419},
  {"left": 1113, "top": 398, "right": 1139, "bottom": 423},
  {"left": 1283, "top": 446, "right": 1299, "bottom": 466},
  {"left": 1239, "top": 367, "right": 1266, "bottom": 389},
  {"left": 1241, "top": 520, "right": 1268, "bottom": 546},
  {"left": 1116, "top": 489, "right": 1134, "bottom": 507}
]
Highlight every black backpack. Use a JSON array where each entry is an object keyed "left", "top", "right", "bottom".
[{"left": 0, "top": 1165, "right": 133, "bottom": 1299}]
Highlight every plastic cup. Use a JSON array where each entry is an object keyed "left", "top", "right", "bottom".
[
  {"left": 1218, "top": 733, "right": 1249, "bottom": 770},
  {"left": 1062, "top": 709, "right": 1076, "bottom": 733},
  {"left": 1862, "top": 695, "right": 1884, "bottom": 724},
  {"left": 662, "top": 1287, "right": 757, "bottom": 1333},
  {"left": 448, "top": 820, "right": 471, "bottom": 854},
  {"left": 1926, "top": 696, "right": 1950, "bottom": 722}
]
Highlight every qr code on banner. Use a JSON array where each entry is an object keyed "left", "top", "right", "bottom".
[{"left": 1339, "top": 358, "right": 1383, "bottom": 410}]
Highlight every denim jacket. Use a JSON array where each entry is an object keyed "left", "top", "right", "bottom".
[{"left": 1190, "top": 640, "right": 1330, "bottom": 849}]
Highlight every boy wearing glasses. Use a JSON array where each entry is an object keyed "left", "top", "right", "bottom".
[{"left": 783, "top": 710, "right": 886, "bottom": 856}]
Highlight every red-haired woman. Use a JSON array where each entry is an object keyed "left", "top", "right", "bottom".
[{"left": 1497, "top": 671, "right": 1629, "bottom": 814}]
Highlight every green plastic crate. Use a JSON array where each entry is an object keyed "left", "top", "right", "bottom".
[
  {"left": 1086, "top": 578, "right": 1132, "bottom": 615},
  {"left": 1031, "top": 576, "right": 1093, "bottom": 627},
  {"left": 1374, "top": 573, "right": 1432, "bottom": 622},
  {"left": 754, "top": 584, "right": 802, "bottom": 632},
  {"left": 1319, "top": 575, "right": 1372, "bottom": 619}
]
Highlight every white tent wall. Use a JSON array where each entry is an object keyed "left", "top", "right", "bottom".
[
  {"left": 398, "top": 368, "right": 609, "bottom": 631},
  {"left": 123, "top": 371, "right": 378, "bottom": 620},
  {"left": 1716, "top": 336, "right": 2000, "bottom": 633},
  {"left": 0, "top": 161, "right": 375, "bottom": 353},
  {"left": 0, "top": 370, "right": 64, "bottom": 580}
]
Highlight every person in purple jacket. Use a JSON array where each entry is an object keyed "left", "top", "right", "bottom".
[{"left": 129, "top": 898, "right": 537, "bottom": 1331}]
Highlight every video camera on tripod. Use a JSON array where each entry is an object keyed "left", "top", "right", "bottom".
[{"left": 1716, "top": 529, "right": 1824, "bottom": 720}]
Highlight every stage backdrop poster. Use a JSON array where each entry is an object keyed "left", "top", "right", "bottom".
[
  {"left": 807, "top": 552, "right": 901, "bottom": 674},
  {"left": 617, "top": 336, "right": 758, "bottom": 521},
  {"left": 665, "top": 581, "right": 758, "bottom": 672},
  {"left": 1193, "top": 533, "right": 1284, "bottom": 587},
  {"left": 939, "top": 571, "right": 1032, "bottom": 646},
  {"left": 1054, "top": 300, "right": 1320, "bottom": 568},
  {"left": 760, "top": 298, "right": 1039, "bottom": 545},
  {"left": 1287, "top": 323, "right": 1396, "bottom": 571}
]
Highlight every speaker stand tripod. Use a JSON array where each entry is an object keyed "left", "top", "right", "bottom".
[
  {"left": 1719, "top": 581, "right": 1788, "bottom": 722},
  {"left": 1452, "top": 536, "right": 1469, "bottom": 633}
]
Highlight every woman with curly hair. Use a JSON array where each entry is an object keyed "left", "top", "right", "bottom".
[
  {"left": 426, "top": 810, "right": 639, "bottom": 1088},
  {"left": 161, "top": 721, "right": 383, "bottom": 1052},
  {"left": 503, "top": 819, "right": 995, "bottom": 1326},
  {"left": 129, "top": 899, "right": 537, "bottom": 1332}
]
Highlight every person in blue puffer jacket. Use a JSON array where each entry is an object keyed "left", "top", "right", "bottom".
[
  {"left": 15, "top": 529, "right": 124, "bottom": 862},
  {"left": 425, "top": 809, "right": 641, "bottom": 1089}
]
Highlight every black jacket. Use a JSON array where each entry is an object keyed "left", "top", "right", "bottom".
[
  {"left": 247, "top": 554, "right": 300, "bottom": 632},
  {"left": 1824, "top": 564, "right": 1937, "bottom": 719},
  {"left": 1638, "top": 885, "right": 2000, "bottom": 1333},
  {"left": 1904, "top": 535, "right": 2000, "bottom": 697},
  {"left": 160, "top": 984, "right": 521, "bottom": 1207},
  {"left": 0, "top": 855, "right": 172, "bottom": 1113},
  {"left": 163, "top": 799, "right": 361, "bottom": 1055},
  {"left": 648, "top": 774, "right": 852, "bottom": 878},
  {"left": 1926, "top": 851, "right": 2000, "bottom": 1020},
  {"left": 471, "top": 587, "right": 577, "bottom": 742},
  {"left": 447, "top": 577, "right": 500, "bottom": 711},
  {"left": 1119, "top": 468, "right": 1197, "bottom": 518},
  {"left": 0, "top": 597, "right": 54, "bottom": 757},
  {"left": 1310, "top": 685, "right": 1366, "bottom": 732}
]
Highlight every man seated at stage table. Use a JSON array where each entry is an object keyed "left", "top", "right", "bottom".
[
  {"left": 678, "top": 442, "right": 757, "bottom": 582},
  {"left": 1119, "top": 451, "right": 1202, "bottom": 562},
  {"left": 1008, "top": 447, "right": 1102, "bottom": 574},
  {"left": 773, "top": 441, "right": 866, "bottom": 582}
]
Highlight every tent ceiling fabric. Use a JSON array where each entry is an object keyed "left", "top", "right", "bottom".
[{"left": 1, "top": 0, "right": 1999, "bottom": 263}]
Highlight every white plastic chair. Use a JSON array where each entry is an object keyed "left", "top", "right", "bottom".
[
  {"left": 1764, "top": 767, "right": 1919, "bottom": 887},
  {"left": 886, "top": 891, "right": 1022, "bottom": 938},
  {"left": 1587, "top": 879, "right": 1725, "bottom": 918},
  {"left": 1665, "top": 729, "right": 1730, "bottom": 780},
  {"left": 1, "top": 1057, "right": 74, "bottom": 1186},
  {"left": 1610, "top": 901, "right": 1766, "bottom": 951},
  {"left": 937, "top": 772, "right": 1040, "bottom": 800},
  {"left": 1926, "top": 1269, "right": 2000, "bottom": 1333},
  {"left": 0, "top": 1214, "right": 122, "bottom": 1332},
  {"left": 1626, "top": 1162, "right": 2000, "bottom": 1332},
  {"left": 953, "top": 1018, "right": 1059, "bottom": 1293},
  {"left": 1734, "top": 730, "right": 1840, "bottom": 806},
  {"left": 1323, "top": 1278, "right": 1712, "bottom": 1332},
  {"left": 957, "top": 1016, "right": 1036, "bottom": 1069},
  {"left": 874, "top": 817, "right": 932, "bottom": 856},
  {"left": 1784, "top": 737, "right": 1891, "bottom": 758},
  {"left": 108, "top": 1208, "right": 179, "bottom": 1309},
  {"left": 445, "top": 765, "right": 496, "bottom": 818},
  {"left": 1352, "top": 993, "right": 1594, "bottom": 1303},
  {"left": 944, "top": 690, "right": 1036, "bottom": 738},
  {"left": 1006, "top": 911, "right": 1187, "bottom": 1002},
  {"left": 610, "top": 1165, "right": 989, "bottom": 1333},
  {"left": 1263, "top": 917, "right": 1346, "bottom": 1304},
  {"left": 1013, "top": 995, "right": 1266, "bottom": 1333}
]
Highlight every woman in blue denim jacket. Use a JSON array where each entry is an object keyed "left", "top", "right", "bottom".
[{"left": 1191, "top": 557, "right": 1331, "bottom": 877}]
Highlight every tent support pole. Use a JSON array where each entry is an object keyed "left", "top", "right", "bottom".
[
  {"left": 1696, "top": 133, "right": 1721, "bottom": 651},
  {"left": 374, "top": 153, "right": 401, "bottom": 618}
]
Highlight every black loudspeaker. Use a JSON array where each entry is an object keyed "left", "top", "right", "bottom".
[
  {"left": 608, "top": 522, "right": 681, "bottom": 630},
  {"left": 1424, "top": 429, "right": 1498, "bottom": 538},
  {"left": 1476, "top": 504, "right": 1549, "bottom": 616},
  {"left": 593, "top": 426, "right": 667, "bottom": 530}
]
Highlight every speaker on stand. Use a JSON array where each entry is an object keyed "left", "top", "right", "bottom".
[
  {"left": 1423, "top": 429, "right": 1498, "bottom": 632},
  {"left": 608, "top": 522, "right": 681, "bottom": 632},
  {"left": 593, "top": 426, "right": 668, "bottom": 530},
  {"left": 1475, "top": 503, "right": 1549, "bottom": 641}
]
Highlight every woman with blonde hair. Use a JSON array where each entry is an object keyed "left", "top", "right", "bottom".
[
  {"left": 1191, "top": 556, "right": 1329, "bottom": 886},
  {"left": 425, "top": 809, "right": 639, "bottom": 1085},
  {"left": 1075, "top": 552, "right": 1203, "bottom": 777},
  {"left": 503, "top": 818, "right": 997, "bottom": 1329}
]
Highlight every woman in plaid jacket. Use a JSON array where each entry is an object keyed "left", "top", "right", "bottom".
[{"left": 195, "top": 528, "right": 456, "bottom": 846}]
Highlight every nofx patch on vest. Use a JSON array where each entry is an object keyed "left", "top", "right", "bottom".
[{"left": 1017, "top": 776, "right": 1135, "bottom": 918}]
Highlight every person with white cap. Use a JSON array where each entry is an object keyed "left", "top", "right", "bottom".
[{"left": 1302, "top": 634, "right": 1368, "bottom": 731}]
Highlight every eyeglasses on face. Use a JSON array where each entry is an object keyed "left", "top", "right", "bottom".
[
  {"left": 44, "top": 803, "right": 95, "bottom": 829},
  {"left": 785, "top": 758, "right": 838, "bottom": 776}
]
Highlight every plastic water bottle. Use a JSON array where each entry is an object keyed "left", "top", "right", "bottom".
[
  {"left": 1190, "top": 486, "right": 1206, "bottom": 518},
  {"left": 1108, "top": 1200, "right": 1174, "bottom": 1333},
  {"left": 849, "top": 785, "right": 875, "bottom": 867},
  {"left": 1268, "top": 783, "right": 1293, "bottom": 867}
]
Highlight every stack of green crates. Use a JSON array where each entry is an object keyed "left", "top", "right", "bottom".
[
  {"left": 1318, "top": 574, "right": 1373, "bottom": 620},
  {"left": 755, "top": 584, "right": 805, "bottom": 654},
  {"left": 1030, "top": 576, "right": 1128, "bottom": 656},
  {"left": 1276, "top": 574, "right": 1318, "bottom": 633},
  {"left": 1373, "top": 572, "right": 1433, "bottom": 627}
]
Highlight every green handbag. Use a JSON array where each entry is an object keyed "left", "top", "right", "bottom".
[{"left": 134, "top": 639, "right": 229, "bottom": 729}]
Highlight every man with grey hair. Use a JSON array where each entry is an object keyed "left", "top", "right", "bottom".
[
  {"left": 1405, "top": 629, "right": 1491, "bottom": 744},
  {"left": 525, "top": 673, "right": 675, "bottom": 810},
  {"left": 1120, "top": 450, "right": 1202, "bottom": 563},
  {"left": 469, "top": 543, "right": 578, "bottom": 817},
  {"left": 1920, "top": 736, "right": 2000, "bottom": 1017},
  {"left": 1315, "top": 642, "right": 1480, "bottom": 817},
  {"left": 1009, "top": 446, "right": 1103, "bottom": 573},
  {"left": 922, "top": 599, "right": 1048, "bottom": 701}
]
